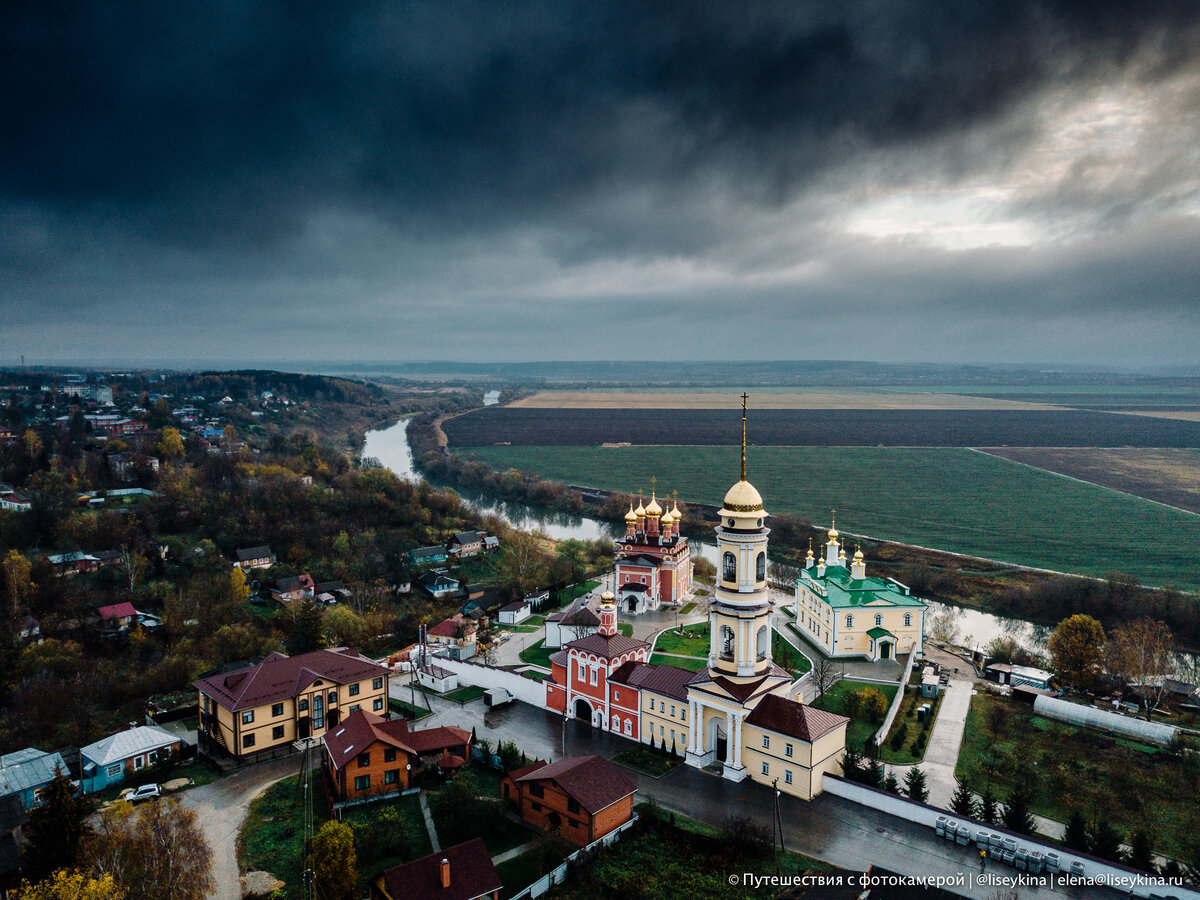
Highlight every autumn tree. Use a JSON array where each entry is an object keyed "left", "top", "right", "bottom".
[
  {"left": 86, "top": 799, "right": 213, "bottom": 900},
  {"left": 119, "top": 547, "right": 148, "bottom": 596},
  {"left": 155, "top": 427, "right": 185, "bottom": 460},
  {"left": 1049, "top": 614, "right": 1106, "bottom": 689},
  {"left": 310, "top": 820, "right": 356, "bottom": 900},
  {"left": 3, "top": 549, "right": 35, "bottom": 615},
  {"left": 23, "top": 769, "right": 93, "bottom": 881},
  {"left": 495, "top": 532, "right": 549, "bottom": 600},
  {"left": 16, "top": 869, "right": 126, "bottom": 900},
  {"left": 1106, "top": 617, "right": 1174, "bottom": 719},
  {"left": 229, "top": 566, "right": 251, "bottom": 604}
]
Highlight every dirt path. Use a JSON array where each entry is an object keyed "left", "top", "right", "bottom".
[{"left": 181, "top": 756, "right": 314, "bottom": 900}]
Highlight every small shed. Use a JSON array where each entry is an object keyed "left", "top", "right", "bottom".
[
  {"left": 920, "top": 668, "right": 941, "bottom": 699},
  {"left": 498, "top": 600, "right": 532, "bottom": 625},
  {"left": 416, "top": 663, "right": 459, "bottom": 694}
]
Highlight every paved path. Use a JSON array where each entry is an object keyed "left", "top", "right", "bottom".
[
  {"left": 492, "top": 838, "right": 540, "bottom": 866},
  {"left": 887, "top": 679, "right": 972, "bottom": 807},
  {"left": 181, "top": 754, "right": 315, "bottom": 900},
  {"left": 418, "top": 792, "right": 441, "bottom": 852}
]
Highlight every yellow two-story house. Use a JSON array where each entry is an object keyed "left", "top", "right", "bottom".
[
  {"left": 742, "top": 694, "right": 849, "bottom": 799},
  {"left": 794, "top": 524, "right": 925, "bottom": 663},
  {"left": 195, "top": 649, "right": 390, "bottom": 760}
]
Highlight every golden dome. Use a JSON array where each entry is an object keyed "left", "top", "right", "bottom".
[
  {"left": 635, "top": 500, "right": 646, "bottom": 516},
  {"left": 828, "top": 526, "right": 839, "bottom": 539},
  {"left": 719, "top": 479, "right": 765, "bottom": 516},
  {"left": 601, "top": 588, "right": 615, "bottom": 603},
  {"left": 624, "top": 505, "right": 638, "bottom": 523},
  {"left": 805, "top": 548, "right": 814, "bottom": 559},
  {"left": 660, "top": 509, "right": 674, "bottom": 526},
  {"left": 671, "top": 502, "right": 681, "bottom": 519},
  {"left": 853, "top": 547, "right": 864, "bottom": 560},
  {"left": 645, "top": 492, "right": 662, "bottom": 516}
]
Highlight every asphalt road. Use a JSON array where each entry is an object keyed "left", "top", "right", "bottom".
[{"left": 421, "top": 699, "right": 1128, "bottom": 900}]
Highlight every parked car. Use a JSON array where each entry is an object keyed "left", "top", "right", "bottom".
[{"left": 123, "top": 783, "right": 162, "bottom": 803}]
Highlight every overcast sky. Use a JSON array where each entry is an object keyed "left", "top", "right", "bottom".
[{"left": 4, "top": 1, "right": 1200, "bottom": 369}]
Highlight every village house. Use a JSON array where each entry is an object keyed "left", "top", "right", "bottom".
[
  {"left": 97, "top": 601, "right": 138, "bottom": 631},
  {"left": 0, "top": 749, "right": 70, "bottom": 812},
  {"left": 194, "top": 649, "right": 390, "bottom": 760},
  {"left": 418, "top": 569, "right": 460, "bottom": 599},
  {"left": 232, "top": 545, "right": 276, "bottom": 570},
  {"left": 502, "top": 755, "right": 637, "bottom": 846},
  {"left": 447, "top": 531, "right": 484, "bottom": 558},
  {"left": 271, "top": 573, "right": 315, "bottom": 604},
  {"left": 416, "top": 661, "right": 460, "bottom": 693},
  {"left": 322, "top": 710, "right": 416, "bottom": 803},
  {"left": 47, "top": 552, "right": 100, "bottom": 576},
  {"left": 80, "top": 725, "right": 182, "bottom": 794},
  {"left": 426, "top": 614, "right": 477, "bottom": 660},
  {"left": 0, "top": 488, "right": 33, "bottom": 512},
  {"left": 406, "top": 545, "right": 448, "bottom": 567},
  {"left": 497, "top": 599, "right": 532, "bottom": 625},
  {"left": 371, "top": 838, "right": 500, "bottom": 900}
]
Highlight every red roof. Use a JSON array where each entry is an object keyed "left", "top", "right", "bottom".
[
  {"left": 438, "top": 754, "right": 466, "bottom": 770},
  {"left": 98, "top": 601, "right": 136, "bottom": 621},
  {"left": 194, "top": 648, "right": 388, "bottom": 712},
  {"left": 505, "top": 759, "right": 548, "bottom": 781},
  {"left": 379, "top": 838, "right": 501, "bottom": 900},
  {"left": 514, "top": 755, "right": 636, "bottom": 815},
  {"left": 745, "top": 694, "right": 849, "bottom": 743},
  {"left": 566, "top": 632, "right": 647, "bottom": 660},
  {"left": 609, "top": 661, "right": 694, "bottom": 701},
  {"left": 428, "top": 614, "right": 473, "bottom": 638},
  {"left": 322, "top": 709, "right": 415, "bottom": 770},
  {"left": 403, "top": 724, "right": 471, "bottom": 754}
]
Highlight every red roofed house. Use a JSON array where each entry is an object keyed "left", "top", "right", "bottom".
[
  {"left": 426, "top": 614, "right": 477, "bottom": 660},
  {"left": 371, "top": 838, "right": 500, "bottom": 900},
  {"left": 322, "top": 708, "right": 473, "bottom": 803},
  {"left": 502, "top": 755, "right": 636, "bottom": 846},
  {"left": 97, "top": 601, "right": 137, "bottom": 631},
  {"left": 195, "top": 649, "right": 390, "bottom": 760}
]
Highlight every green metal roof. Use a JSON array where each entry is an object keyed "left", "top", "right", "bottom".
[
  {"left": 798, "top": 564, "right": 926, "bottom": 610},
  {"left": 866, "top": 626, "right": 895, "bottom": 640}
]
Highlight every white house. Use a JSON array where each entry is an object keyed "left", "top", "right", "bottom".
[
  {"left": 416, "top": 662, "right": 459, "bottom": 693},
  {"left": 498, "top": 599, "right": 532, "bottom": 625}
]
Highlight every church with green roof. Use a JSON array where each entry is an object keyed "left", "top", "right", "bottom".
[{"left": 792, "top": 518, "right": 926, "bottom": 662}]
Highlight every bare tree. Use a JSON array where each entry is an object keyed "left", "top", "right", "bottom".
[
  {"left": 120, "top": 546, "right": 147, "bottom": 596},
  {"left": 1106, "top": 617, "right": 1175, "bottom": 720},
  {"left": 811, "top": 656, "right": 841, "bottom": 699},
  {"left": 930, "top": 609, "right": 961, "bottom": 646}
]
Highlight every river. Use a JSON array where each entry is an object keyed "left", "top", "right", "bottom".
[{"left": 361, "top": 417, "right": 1041, "bottom": 649}]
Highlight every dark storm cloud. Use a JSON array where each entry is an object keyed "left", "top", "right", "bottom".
[{"left": 3, "top": 1, "right": 1200, "bottom": 365}]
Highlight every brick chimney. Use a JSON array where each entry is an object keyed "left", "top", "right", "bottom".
[{"left": 440, "top": 857, "right": 450, "bottom": 888}]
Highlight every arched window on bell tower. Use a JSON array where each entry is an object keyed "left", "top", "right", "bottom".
[
  {"left": 719, "top": 624, "right": 735, "bottom": 660},
  {"left": 722, "top": 551, "right": 736, "bottom": 582},
  {"left": 755, "top": 552, "right": 766, "bottom": 582}
]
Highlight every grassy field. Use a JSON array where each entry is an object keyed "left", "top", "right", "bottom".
[
  {"left": 445, "top": 406, "right": 1200, "bottom": 448},
  {"left": 443, "top": 685, "right": 487, "bottom": 703},
  {"left": 877, "top": 686, "right": 943, "bottom": 764},
  {"left": 462, "top": 445, "right": 1200, "bottom": 589},
  {"left": 519, "top": 639, "right": 556, "bottom": 669},
  {"left": 810, "top": 679, "right": 898, "bottom": 751},
  {"left": 955, "top": 692, "right": 1199, "bottom": 857},
  {"left": 611, "top": 745, "right": 685, "bottom": 777},
  {"left": 981, "top": 447, "right": 1200, "bottom": 514},
  {"left": 654, "top": 624, "right": 709, "bottom": 656},
  {"left": 510, "top": 390, "right": 1056, "bottom": 410}
]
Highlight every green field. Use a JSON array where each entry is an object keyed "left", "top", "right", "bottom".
[
  {"left": 808, "top": 679, "right": 899, "bottom": 751},
  {"left": 463, "top": 445, "right": 1200, "bottom": 589}
]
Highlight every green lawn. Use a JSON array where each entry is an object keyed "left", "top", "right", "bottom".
[
  {"left": 519, "top": 639, "right": 556, "bottom": 669},
  {"left": 654, "top": 623, "right": 709, "bottom": 656},
  {"left": 611, "top": 746, "right": 685, "bottom": 777},
  {"left": 678, "top": 602, "right": 697, "bottom": 614},
  {"left": 239, "top": 775, "right": 329, "bottom": 899},
  {"left": 443, "top": 685, "right": 487, "bottom": 704},
  {"left": 618, "top": 623, "right": 634, "bottom": 636},
  {"left": 389, "top": 697, "right": 433, "bottom": 720},
  {"left": 877, "top": 686, "right": 943, "bottom": 764},
  {"left": 772, "top": 632, "right": 812, "bottom": 674},
  {"left": 650, "top": 653, "right": 707, "bottom": 671},
  {"left": 463, "top": 445, "right": 1200, "bottom": 589},
  {"left": 553, "top": 580, "right": 599, "bottom": 608},
  {"left": 810, "top": 679, "right": 898, "bottom": 751},
  {"left": 955, "top": 692, "right": 1199, "bottom": 858}
]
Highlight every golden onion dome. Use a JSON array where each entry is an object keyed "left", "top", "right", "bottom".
[
  {"left": 805, "top": 548, "right": 814, "bottom": 559},
  {"left": 601, "top": 587, "right": 615, "bottom": 603},
  {"left": 645, "top": 493, "right": 662, "bottom": 516},
  {"left": 635, "top": 500, "right": 646, "bottom": 517},
  {"left": 624, "top": 506, "right": 638, "bottom": 523},
  {"left": 828, "top": 526, "right": 839, "bottom": 539},
  {"left": 660, "top": 509, "right": 674, "bottom": 526},
  {"left": 671, "top": 502, "right": 682, "bottom": 519},
  {"left": 853, "top": 547, "right": 864, "bottom": 561}
]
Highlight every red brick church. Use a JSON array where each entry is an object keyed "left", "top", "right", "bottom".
[{"left": 614, "top": 491, "right": 693, "bottom": 614}]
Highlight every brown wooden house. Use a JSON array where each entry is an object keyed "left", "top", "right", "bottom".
[{"left": 502, "top": 755, "right": 636, "bottom": 846}]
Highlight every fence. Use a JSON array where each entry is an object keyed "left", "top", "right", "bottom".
[
  {"left": 872, "top": 650, "right": 917, "bottom": 747},
  {"left": 509, "top": 815, "right": 640, "bottom": 900},
  {"left": 428, "top": 653, "right": 549, "bottom": 707},
  {"left": 821, "top": 775, "right": 1199, "bottom": 900}
]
